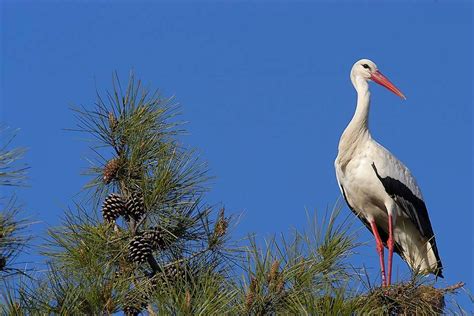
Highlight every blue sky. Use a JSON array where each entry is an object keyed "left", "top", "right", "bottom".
[{"left": 1, "top": 0, "right": 472, "bottom": 309}]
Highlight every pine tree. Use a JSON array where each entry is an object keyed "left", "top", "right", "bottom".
[{"left": 18, "top": 74, "right": 235, "bottom": 315}]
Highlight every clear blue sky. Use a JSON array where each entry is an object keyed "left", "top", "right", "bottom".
[{"left": 1, "top": 0, "right": 472, "bottom": 309}]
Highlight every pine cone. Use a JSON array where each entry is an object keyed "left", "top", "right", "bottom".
[
  {"left": 102, "top": 193, "right": 126, "bottom": 223},
  {"left": 123, "top": 293, "right": 147, "bottom": 316},
  {"left": 149, "top": 263, "right": 189, "bottom": 290},
  {"left": 103, "top": 158, "right": 120, "bottom": 184},
  {"left": 123, "top": 305, "right": 140, "bottom": 316},
  {"left": 124, "top": 192, "right": 145, "bottom": 221},
  {"left": 128, "top": 234, "right": 152, "bottom": 264},
  {"left": 161, "top": 263, "right": 188, "bottom": 283},
  {"left": 145, "top": 227, "right": 166, "bottom": 250}
]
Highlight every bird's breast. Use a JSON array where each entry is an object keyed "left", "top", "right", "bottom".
[{"left": 337, "top": 154, "right": 389, "bottom": 221}]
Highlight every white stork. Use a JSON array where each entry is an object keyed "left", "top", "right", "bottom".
[{"left": 335, "top": 59, "right": 443, "bottom": 286}]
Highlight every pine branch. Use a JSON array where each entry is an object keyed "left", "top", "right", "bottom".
[
  {"left": 0, "top": 127, "right": 30, "bottom": 279},
  {"left": 24, "top": 72, "right": 237, "bottom": 315},
  {"left": 0, "top": 128, "right": 27, "bottom": 187},
  {"left": 237, "top": 205, "right": 363, "bottom": 315}
]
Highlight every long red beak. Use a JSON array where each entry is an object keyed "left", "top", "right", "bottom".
[{"left": 371, "top": 70, "right": 406, "bottom": 100}]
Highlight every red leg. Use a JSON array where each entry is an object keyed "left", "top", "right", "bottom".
[
  {"left": 370, "top": 220, "right": 387, "bottom": 287},
  {"left": 387, "top": 215, "right": 394, "bottom": 286}
]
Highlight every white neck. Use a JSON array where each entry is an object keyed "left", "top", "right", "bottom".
[
  {"left": 347, "top": 76, "right": 372, "bottom": 134},
  {"left": 350, "top": 76, "right": 371, "bottom": 132},
  {"left": 338, "top": 76, "right": 372, "bottom": 152}
]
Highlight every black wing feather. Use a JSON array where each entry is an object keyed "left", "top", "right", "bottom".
[{"left": 371, "top": 163, "right": 443, "bottom": 277}]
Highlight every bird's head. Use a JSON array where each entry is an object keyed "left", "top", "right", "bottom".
[{"left": 351, "top": 58, "right": 406, "bottom": 99}]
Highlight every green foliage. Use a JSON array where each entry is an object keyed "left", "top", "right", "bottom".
[
  {"left": 0, "top": 128, "right": 27, "bottom": 187},
  {"left": 1, "top": 280, "right": 26, "bottom": 316},
  {"left": 232, "top": 206, "right": 468, "bottom": 315},
  {"left": 3, "top": 74, "right": 468, "bottom": 315},
  {"left": 0, "top": 128, "right": 32, "bottom": 314},
  {"left": 235, "top": 206, "right": 361, "bottom": 315},
  {"left": 0, "top": 198, "right": 31, "bottom": 278},
  {"left": 145, "top": 264, "right": 238, "bottom": 315},
  {"left": 0, "top": 128, "right": 30, "bottom": 278},
  {"left": 17, "top": 262, "right": 117, "bottom": 314},
  {"left": 20, "top": 73, "right": 235, "bottom": 315}
]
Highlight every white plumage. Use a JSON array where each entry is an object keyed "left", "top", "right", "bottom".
[{"left": 335, "top": 59, "right": 442, "bottom": 286}]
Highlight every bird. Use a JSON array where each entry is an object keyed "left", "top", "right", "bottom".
[{"left": 334, "top": 59, "right": 443, "bottom": 287}]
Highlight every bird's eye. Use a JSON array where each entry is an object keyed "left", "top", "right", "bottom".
[{"left": 362, "top": 64, "right": 371, "bottom": 70}]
